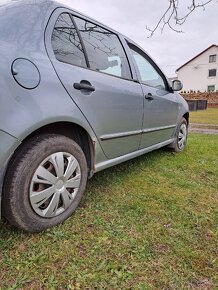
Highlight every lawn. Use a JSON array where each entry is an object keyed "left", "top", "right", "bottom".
[
  {"left": 0, "top": 134, "right": 217, "bottom": 289},
  {"left": 190, "top": 108, "right": 218, "bottom": 125}
]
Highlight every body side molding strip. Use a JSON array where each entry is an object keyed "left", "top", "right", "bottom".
[
  {"left": 100, "top": 130, "right": 141, "bottom": 141},
  {"left": 142, "top": 124, "right": 176, "bottom": 134},
  {"left": 100, "top": 125, "right": 176, "bottom": 141}
]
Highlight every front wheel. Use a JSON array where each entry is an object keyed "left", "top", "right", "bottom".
[
  {"left": 2, "top": 134, "right": 88, "bottom": 233},
  {"left": 169, "top": 117, "right": 188, "bottom": 152}
]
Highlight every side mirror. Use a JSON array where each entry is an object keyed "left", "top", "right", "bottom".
[{"left": 172, "top": 80, "right": 183, "bottom": 91}]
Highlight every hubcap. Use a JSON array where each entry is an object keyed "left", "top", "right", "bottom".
[
  {"left": 178, "top": 123, "right": 187, "bottom": 150},
  {"left": 30, "top": 152, "right": 81, "bottom": 218}
]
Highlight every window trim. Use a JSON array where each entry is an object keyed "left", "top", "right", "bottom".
[
  {"left": 127, "top": 42, "right": 171, "bottom": 91},
  {"left": 69, "top": 14, "right": 90, "bottom": 69}
]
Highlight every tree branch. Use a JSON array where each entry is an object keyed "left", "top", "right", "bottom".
[{"left": 146, "top": 0, "right": 214, "bottom": 37}]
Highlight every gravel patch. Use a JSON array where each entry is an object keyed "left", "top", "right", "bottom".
[{"left": 189, "top": 123, "right": 218, "bottom": 134}]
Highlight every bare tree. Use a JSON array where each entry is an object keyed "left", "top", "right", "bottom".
[{"left": 146, "top": 0, "right": 214, "bottom": 37}]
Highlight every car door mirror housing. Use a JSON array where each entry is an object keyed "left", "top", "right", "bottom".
[{"left": 172, "top": 80, "right": 183, "bottom": 91}]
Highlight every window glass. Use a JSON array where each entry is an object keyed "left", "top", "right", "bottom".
[
  {"left": 74, "top": 17, "right": 131, "bottom": 79},
  {"left": 51, "top": 13, "right": 87, "bottom": 67},
  {"left": 130, "top": 48, "right": 166, "bottom": 90},
  {"left": 209, "top": 69, "right": 217, "bottom": 77},
  {"left": 209, "top": 54, "right": 216, "bottom": 63}
]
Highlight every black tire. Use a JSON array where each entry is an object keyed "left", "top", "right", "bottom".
[
  {"left": 2, "top": 134, "right": 88, "bottom": 233},
  {"left": 169, "top": 117, "right": 188, "bottom": 152}
]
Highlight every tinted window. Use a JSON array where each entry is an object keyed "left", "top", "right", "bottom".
[
  {"left": 130, "top": 47, "right": 166, "bottom": 90},
  {"left": 74, "top": 17, "right": 131, "bottom": 79},
  {"left": 51, "top": 13, "right": 87, "bottom": 67}
]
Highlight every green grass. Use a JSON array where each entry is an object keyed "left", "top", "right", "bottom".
[
  {"left": 0, "top": 134, "right": 218, "bottom": 289},
  {"left": 190, "top": 108, "right": 218, "bottom": 125}
]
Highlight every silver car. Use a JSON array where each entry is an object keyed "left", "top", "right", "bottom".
[{"left": 0, "top": 0, "right": 189, "bottom": 232}]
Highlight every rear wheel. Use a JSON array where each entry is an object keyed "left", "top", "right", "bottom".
[
  {"left": 2, "top": 134, "right": 88, "bottom": 233},
  {"left": 170, "top": 117, "right": 188, "bottom": 152}
]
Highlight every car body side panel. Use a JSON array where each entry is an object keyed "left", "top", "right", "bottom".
[
  {"left": 0, "top": 0, "right": 189, "bottom": 220},
  {"left": 0, "top": 0, "right": 189, "bottom": 168}
]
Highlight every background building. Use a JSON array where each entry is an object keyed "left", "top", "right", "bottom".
[{"left": 176, "top": 45, "right": 218, "bottom": 92}]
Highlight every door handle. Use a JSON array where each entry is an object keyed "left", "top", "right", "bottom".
[
  {"left": 145, "top": 93, "right": 153, "bottom": 101},
  {"left": 74, "top": 82, "right": 95, "bottom": 92}
]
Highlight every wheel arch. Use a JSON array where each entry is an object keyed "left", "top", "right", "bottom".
[
  {"left": 13, "top": 121, "right": 95, "bottom": 178},
  {"left": 183, "top": 112, "right": 189, "bottom": 125}
]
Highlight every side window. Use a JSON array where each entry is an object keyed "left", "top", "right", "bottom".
[
  {"left": 130, "top": 47, "right": 166, "bottom": 90},
  {"left": 74, "top": 17, "right": 131, "bottom": 79},
  {"left": 51, "top": 13, "right": 87, "bottom": 68}
]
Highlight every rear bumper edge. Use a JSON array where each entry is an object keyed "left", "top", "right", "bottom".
[{"left": 0, "top": 130, "right": 20, "bottom": 219}]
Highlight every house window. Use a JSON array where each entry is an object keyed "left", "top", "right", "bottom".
[
  {"left": 207, "top": 85, "right": 215, "bottom": 92},
  {"left": 208, "top": 69, "right": 217, "bottom": 77},
  {"left": 209, "top": 54, "right": 216, "bottom": 63}
]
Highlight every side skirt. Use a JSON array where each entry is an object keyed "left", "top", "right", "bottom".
[{"left": 95, "top": 138, "right": 175, "bottom": 172}]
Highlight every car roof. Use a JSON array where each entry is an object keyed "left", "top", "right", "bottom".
[{"left": 1, "top": 0, "right": 135, "bottom": 44}]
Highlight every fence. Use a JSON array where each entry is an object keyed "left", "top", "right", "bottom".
[
  {"left": 186, "top": 100, "right": 207, "bottom": 111},
  {"left": 180, "top": 92, "right": 218, "bottom": 110}
]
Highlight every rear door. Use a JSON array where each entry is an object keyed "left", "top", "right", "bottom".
[
  {"left": 45, "top": 10, "right": 144, "bottom": 159},
  {"left": 128, "top": 44, "right": 179, "bottom": 149}
]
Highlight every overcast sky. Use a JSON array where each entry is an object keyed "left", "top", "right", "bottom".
[{"left": 59, "top": 0, "right": 218, "bottom": 77}]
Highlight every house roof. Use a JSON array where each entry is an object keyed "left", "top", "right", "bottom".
[{"left": 176, "top": 44, "right": 218, "bottom": 72}]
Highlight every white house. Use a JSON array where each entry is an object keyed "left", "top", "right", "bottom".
[{"left": 176, "top": 44, "right": 218, "bottom": 92}]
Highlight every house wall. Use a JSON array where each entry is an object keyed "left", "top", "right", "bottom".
[{"left": 177, "top": 46, "right": 218, "bottom": 92}]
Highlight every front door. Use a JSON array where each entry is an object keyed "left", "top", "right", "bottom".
[{"left": 128, "top": 44, "right": 179, "bottom": 149}]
